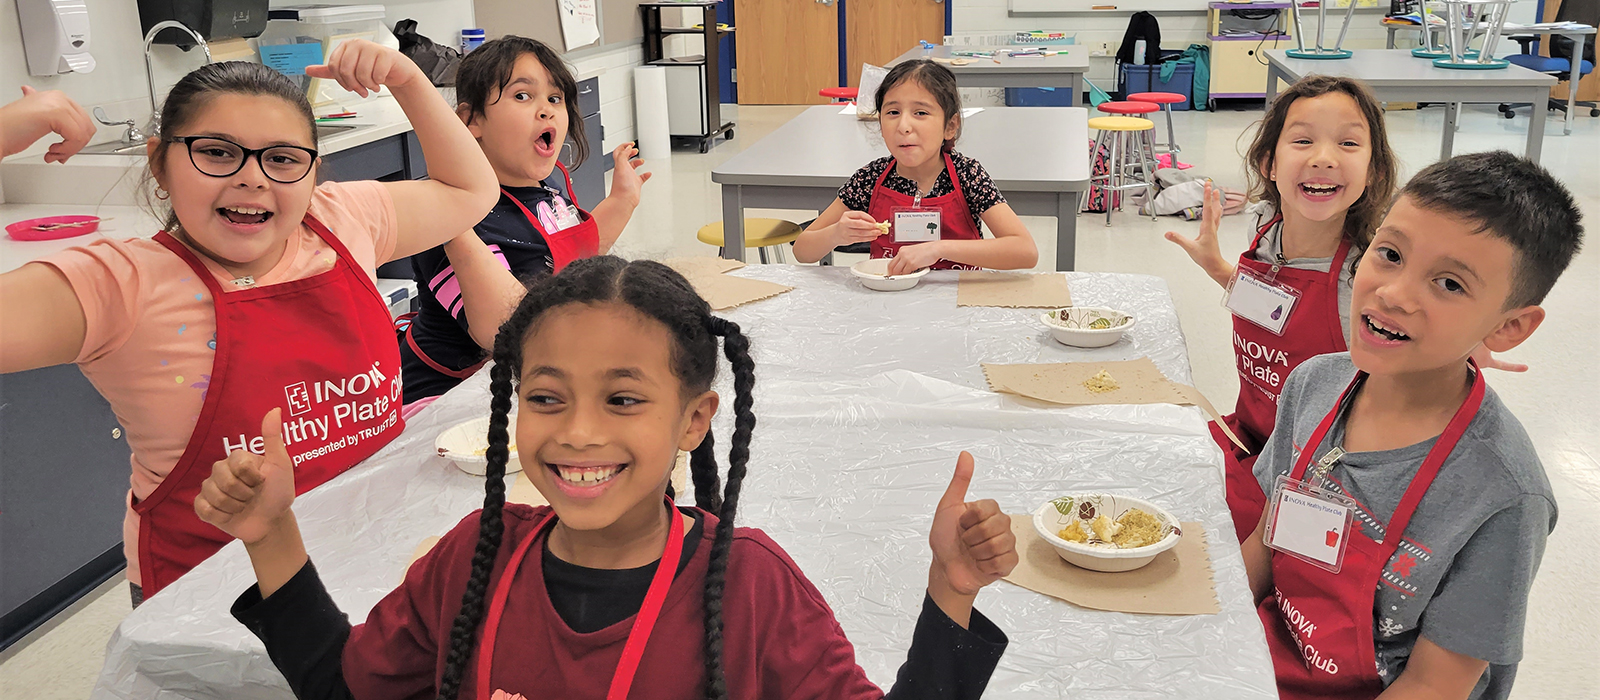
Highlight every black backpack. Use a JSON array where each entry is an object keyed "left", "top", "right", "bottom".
[
  {"left": 1115, "top": 11, "right": 1163, "bottom": 93},
  {"left": 394, "top": 19, "right": 462, "bottom": 87}
]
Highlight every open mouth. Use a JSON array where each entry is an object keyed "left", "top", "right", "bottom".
[
  {"left": 1299, "top": 182, "right": 1342, "bottom": 199},
  {"left": 1362, "top": 314, "right": 1411, "bottom": 342},
  {"left": 535, "top": 128, "right": 558, "bottom": 156},
  {"left": 218, "top": 206, "right": 273, "bottom": 226},
  {"left": 545, "top": 460, "right": 628, "bottom": 496}
]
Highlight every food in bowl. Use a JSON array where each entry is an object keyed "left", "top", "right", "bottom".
[
  {"left": 850, "top": 258, "right": 930, "bottom": 292},
  {"left": 1083, "top": 369, "right": 1119, "bottom": 394},
  {"left": 1040, "top": 306, "right": 1137, "bottom": 349},
  {"left": 1054, "top": 502, "right": 1168, "bottom": 549},
  {"left": 1034, "top": 494, "right": 1181, "bottom": 572}
]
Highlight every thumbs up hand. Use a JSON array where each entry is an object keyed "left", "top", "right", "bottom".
[
  {"left": 195, "top": 409, "right": 297, "bottom": 545},
  {"left": 926, "top": 452, "right": 1017, "bottom": 628}
]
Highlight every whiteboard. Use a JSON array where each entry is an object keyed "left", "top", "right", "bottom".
[{"left": 1010, "top": 0, "right": 1211, "bottom": 14}]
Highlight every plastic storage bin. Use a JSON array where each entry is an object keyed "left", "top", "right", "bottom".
[
  {"left": 258, "top": 5, "right": 398, "bottom": 105},
  {"left": 1004, "top": 86, "right": 1075, "bottom": 107},
  {"left": 1120, "top": 63, "right": 1194, "bottom": 111}
]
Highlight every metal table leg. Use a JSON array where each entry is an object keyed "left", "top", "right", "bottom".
[
  {"left": 1525, "top": 84, "right": 1547, "bottom": 163},
  {"left": 1441, "top": 101, "right": 1460, "bottom": 161},
  {"left": 719, "top": 184, "right": 747, "bottom": 262},
  {"left": 1565, "top": 32, "right": 1586, "bottom": 136},
  {"left": 1056, "top": 191, "right": 1079, "bottom": 271}
]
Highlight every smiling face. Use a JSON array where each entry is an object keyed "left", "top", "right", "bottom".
[
  {"left": 150, "top": 93, "right": 317, "bottom": 273},
  {"left": 1349, "top": 195, "right": 1543, "bottom": 376},
  {"left": 514, "top": 302, "right": 717, "bottom": 531},
  {"left": 461, "top": 53, "right": 569, "bottom": 187},
  {"left": 1268, "top": 92, "right": 1372, "bottom": 226},
  {"left": 879, "top": 79, "right": 958, "bottom": 170}
]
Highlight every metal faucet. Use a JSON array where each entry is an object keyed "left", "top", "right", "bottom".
[{"left": 143, "top": 20, "right": 212, "bottom": 138}]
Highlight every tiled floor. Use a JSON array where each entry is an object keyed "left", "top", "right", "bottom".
[{"left": 3, "top": 102, "right": 1595, "bottom": 699}]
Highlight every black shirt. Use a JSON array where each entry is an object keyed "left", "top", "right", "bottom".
[
  {"left": 399, "top": 184, "right": 574, "bottom": 404},
  {"left": 232, "top": 511, "right": 1008, "bottom": 700}
]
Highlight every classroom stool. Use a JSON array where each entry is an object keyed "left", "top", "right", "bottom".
[
  {"left": 697, "top": 219, "right": 804, "bottom": 263},
  {"left": 1095, "top": 100, "right": 1160, "bottom": 117},
  {"left": 1087, "top": 116, "right": 1160, "bottom": 227},
  {"left": 1127, "top": 92, "right": 1185, "bottom": 157},
  {"left": 819, "top": 87, "right": 859, "bottom": 103}
]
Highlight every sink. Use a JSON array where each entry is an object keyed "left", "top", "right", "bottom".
[{"left": 78, "top": 141, "right": 149, "bottom": 156}]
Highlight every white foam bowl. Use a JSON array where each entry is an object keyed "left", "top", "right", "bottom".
[
  {"left": 851, "top": 257, "right": 930, "bottom": 291},
  {"left": 435, "top": 416, "right": 522, "bottom": 476},
  {"left": 1040, "top": 306, "right": 1136, "bottom": 348},
  {"left": 1031, "top": 495, "right": 1182, "bottom": 572}
]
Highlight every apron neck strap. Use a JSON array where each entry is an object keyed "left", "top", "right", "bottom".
[
  {"left": 1248, "top": 212, "right": 1285, "bottom": 252},
  {"left": 153, "top": 213, "right": 339, "bottom": 295},
  {"left": 475, "top": 496, "right": 685, "bottom": 700}
]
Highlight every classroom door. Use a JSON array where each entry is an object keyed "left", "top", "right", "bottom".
[
  {"left": 734, "top": 0, "right": 839, "bottom": 104},
  {"left": 845, "top": 0, "right": 945, "bottom": 87}
]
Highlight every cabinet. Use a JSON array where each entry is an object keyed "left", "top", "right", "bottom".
[
  {"left": 544, "top": 76, "right": 607, "bottom": 209},
  {"left": 1208, "top": 2, "right": 1295, "bottom": 101}
]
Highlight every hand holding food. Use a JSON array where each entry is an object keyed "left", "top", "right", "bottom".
[
  {"left": 194, "top": 409, "right": 297, "bottom": 545},
  {"left": 836, "top": 210, "right": 888, "bottom": 245}
]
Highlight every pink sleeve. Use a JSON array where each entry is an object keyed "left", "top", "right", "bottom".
[
  {"left": 35, "top": 239, "right": 149, "bottom": 364},
  {"left": 308, "top": 180, "right": 400, "bottom": 268}
]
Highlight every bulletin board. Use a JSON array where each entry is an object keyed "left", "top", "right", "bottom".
[{"left": 473, "top": 0, "right": 646, "bottom": 52}]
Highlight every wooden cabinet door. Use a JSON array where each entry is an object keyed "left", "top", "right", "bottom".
[
  {"left": 735, "top": 0, "right": 839, "bottom": 105},
  {"left": 845, "top": 0, "right": 944, "bottom": 87}
]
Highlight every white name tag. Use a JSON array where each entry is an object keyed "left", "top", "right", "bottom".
[
  {"left": 894, "top": 210, "right": 941, "bottom": 243},
  {"left": 553, "top": 205, "right": 583, "bottom": 231},
  {"left": 1225, "top": 268, "right": 1300, "bottom": 335},
  {"left": 1264, "top": 474, "right": 1356, "bottom": 573}
]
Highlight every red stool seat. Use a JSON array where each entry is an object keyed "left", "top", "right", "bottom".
[
  {"left": 1128, "top": 91, "right": 1186, "bottom": 105},
  {"left": 819, "top": 87, "right": 859, "bottom": 100},
  {"left": 1096, "top": 101, "right": 1159, "bottom": 115}
]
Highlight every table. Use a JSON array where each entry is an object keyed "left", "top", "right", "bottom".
[
  {"left": 711, "top": 106, "right": 1090, "bottom": 271},
  {"left": 1384, "top": 22, "right": 1595, "bottom": 137},
  {"left": 93, "top": 266, "right": 1277, "bottom": 700},
  {"left": 888, "top": 45, "right": 1090, "bottom": 104},
  {"left": 1265, "top": 49, "right": 1558, "bottom": 162}
]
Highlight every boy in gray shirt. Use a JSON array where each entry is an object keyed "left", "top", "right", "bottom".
[{"left": 1242, "top": 152, "right": 1584, "bottom": 700}]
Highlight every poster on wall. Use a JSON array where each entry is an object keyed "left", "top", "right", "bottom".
[{"left": 560, "top": 0, "right": 600, "bottom": 50}]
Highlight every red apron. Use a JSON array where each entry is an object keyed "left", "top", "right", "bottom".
[
  {"left": 1223, "top": 213, "right": 1351, "bottom": 542},
  {"left": 402, "top": 162, "right": 599, "bottom": 380},
  {"left": 137, "top": 217, "right": 405, "bottom": 595},
  {"left": 867, "top": 152, "right": 983, "bottom": 271},
  {"left": 1259, "top": 364, "right": 1484, "bottom": 699},
  {"left": 476, "top": 498, "right": 684, "bottom": 700}
]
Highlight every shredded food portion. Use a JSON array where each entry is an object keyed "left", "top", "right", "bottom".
[
  {"left": 1083, "top": 369, "right": 1120, "bottom": 394},
  {"left": 1111, "top": 509, "right": 1165, "bottom": 548}
]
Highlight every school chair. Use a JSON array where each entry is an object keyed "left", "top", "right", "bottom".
[
  {"left": 1126, "top": 91, "right": 1186, "bottom": 157},
  {"left": 1087, "top": 116, "right": 1161, "bottom": 226},
  {"left": 819, "top": 87, "right": 859, "bottom": 103},
  {"left": 697, "top": 218, "right": 804, "bottom": 263},
  {"left": 1497, "top": 0, "right": 1598, "bottom": 120}
]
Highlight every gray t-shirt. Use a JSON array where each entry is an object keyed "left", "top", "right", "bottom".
[
  {"left": 1249, "top": 208, "right": 1356, "bottom": 336},
  {"left": 1254, "top": 354, "right": 1555, "bottom": 699}
]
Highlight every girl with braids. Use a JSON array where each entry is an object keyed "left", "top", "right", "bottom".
[
  {"left": 204, "top": 256, "right": 1017, "bottom": 699},
  {"left": 0, "top": 40, "right": 498, "bottom": 602}
]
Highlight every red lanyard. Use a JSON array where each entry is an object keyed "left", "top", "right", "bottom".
[{"left": 475, "top": 497, "right": 686, "bottom": 700}]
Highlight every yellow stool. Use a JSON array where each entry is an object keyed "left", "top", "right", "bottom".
[
  {"left": 1087, "top": 116, "right": 1160, "bottom": 226},
  {"left": 696, "top": 218, "right": 803, "bottom": 263}
]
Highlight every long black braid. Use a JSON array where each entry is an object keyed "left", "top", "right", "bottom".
[{"left": 432, "top": 256, "right": 758, "bottom": 700}]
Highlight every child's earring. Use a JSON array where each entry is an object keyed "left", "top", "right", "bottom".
[{"left": 155, "top": 186, "right": 169, "bottom": 201}]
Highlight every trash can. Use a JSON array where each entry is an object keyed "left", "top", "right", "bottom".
[{"left": 1120, "top": 62, "right": 1195, "bottom": 110}]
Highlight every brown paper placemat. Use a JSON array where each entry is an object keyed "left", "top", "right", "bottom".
[
  {"left": 982, "top": 358, "right": 1247, "bottom": 450},
  {"left": 1002, "top": 517, "right": 1219, "bottom": 615},
  {"left": 957, "top": 271, "right": 1072, "bottom": 308},
  {"left": 662, "top": 256, "right": 793, "bottom": 310}
]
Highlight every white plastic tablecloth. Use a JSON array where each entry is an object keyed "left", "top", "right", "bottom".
[{"left": 93, "top": 266, "right": 1277, "bottom": 699}]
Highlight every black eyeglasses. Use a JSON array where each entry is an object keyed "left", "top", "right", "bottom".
[{"left": 170, "top": 136, "right": 319, "bottom": 184}]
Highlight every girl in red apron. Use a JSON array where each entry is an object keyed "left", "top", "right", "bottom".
[
  {"left": 1164, "top": 76, "right": 1400, "bottom": 542},
  {"left": 399, "top": 36, "right": 652, "bottom": 412},
  {"left": 792, "top": 60, "right": 1038, "bottom": 273},
  {"left": 0, "top": 42, "right": 500, "bottom": 601},
  {"left": 206, "top": 257, "right": 1018, "bottom": 699}
]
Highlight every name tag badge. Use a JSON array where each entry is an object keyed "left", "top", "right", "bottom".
[
  {"left": 1225, "top": 267, "right": 1301, "bottom": 336},
  {"left": 893, "top": 209, "right": 941, "bottom": 243},
  {"left": 554, "top": 205, "right": 583, "bottom": 231},
  {"left": 1264, "top": 474, "right": 1356, "bottom": 574}
]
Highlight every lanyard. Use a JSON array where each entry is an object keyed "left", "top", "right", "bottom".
[{"left": 475, "top": 497, "right": 686, "bottom": 700}]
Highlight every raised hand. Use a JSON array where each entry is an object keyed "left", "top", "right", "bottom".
[
  {"left": 194, "top": 409, "right": 296, "bottom": 545},
  {"left": 835, "top": 210, "right": 887, "bottom": 247},
  {"left": 1164, "top": 180, "right": 1234, "bottom": 288},
  {"left": 305, "top": 39, "right": 425, "bottom": 98},
  {"left": 608, "top": 142, "right": 652, "bottom": 208},
  {"left": 1, "top": 86, "right": 94, "bottom": 162},
  {"left": 927, "top": 452, "right": 1017, "bottom": 627}
]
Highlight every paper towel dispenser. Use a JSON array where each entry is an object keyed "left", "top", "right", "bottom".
[{"left": 138, "top": 0, "right": 268, "bottom": 49}]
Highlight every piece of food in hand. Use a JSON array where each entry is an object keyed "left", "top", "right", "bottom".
[
  {"left": 1058, "top": 520, "right": 1089, "bottom": 543},
  {"left": 1111, "top": 508, "right": 1165, "bottom": 548},
  {"left": 874, "top": 220, "right": 891, "bottom": 235},
  {"left": 1083, "top": 369, "right": 1119, "bottom": 394}
]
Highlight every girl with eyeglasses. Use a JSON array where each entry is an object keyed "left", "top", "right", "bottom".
[{"left": 0, "top": 40, "right": 499, "bottom": 605}]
